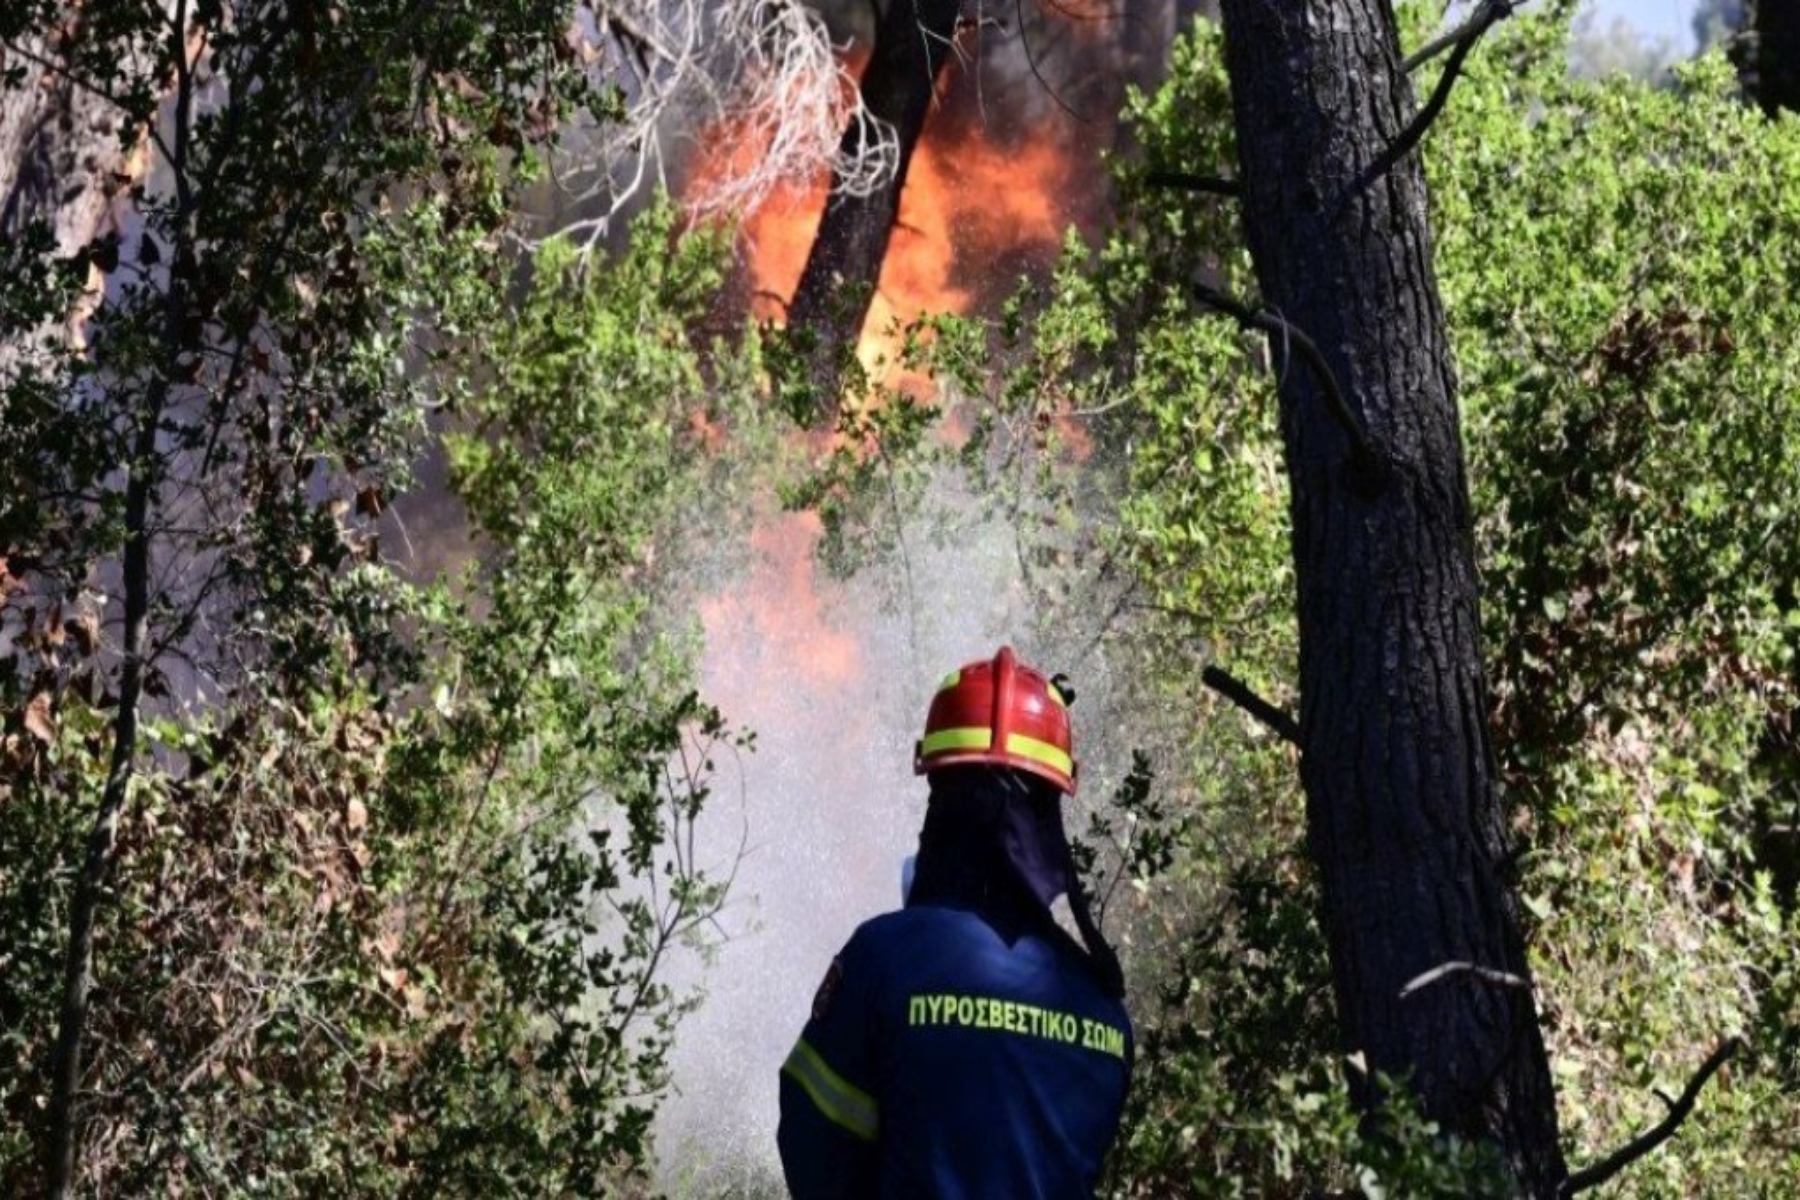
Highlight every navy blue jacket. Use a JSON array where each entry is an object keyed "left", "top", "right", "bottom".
[{"left": 778, "top": 902, "right": 1133, "bottom": 1199}]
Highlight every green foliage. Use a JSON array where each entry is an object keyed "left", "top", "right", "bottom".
[
  {"left": 0, "top": 0, "right": 758, "bottom": 1189},
  {"left": 1, "top": 204, "right": 751, "bottom": 1192},
  {"left": 954, "top": 6, "right": 1800, "bottom": 1194},
  {"left": 1433, "top": 32, "right": 1800, "bottom": 1193}
]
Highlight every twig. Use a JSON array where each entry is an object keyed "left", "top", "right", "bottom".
[
  {"left": 1398, "top": 959, "right": 1531, "bottom": 1000},
  {"left": 1201, "top": 665, "right": 1300, "bottom": 747},
  {"left": 1189, "top": 283, "right": 1386, "bottom": 482},
  {"left": 1331, "top": 0, "right": 1515, "bottom": 223},
  {"left": 1145, "top": 170, "right": 1241, "bottom": 199},
  {"left": 1405, "top": 0, "right": 1515, "bottom": 72},
  {"left": 1015, "top": 0, "right": 1088, "bottom": 122},
  {"left": 1561, "top": 1037, "right": 1744, "bottom": 1197}
]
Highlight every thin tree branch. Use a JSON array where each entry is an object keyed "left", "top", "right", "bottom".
[
  {"left": 1189, "top": 282, "right": 1385, "bottom": 481},
  {"left": 1335, "top": 0, "right": 1515, "bottom": 220},
  {"left": 0, "top": 37, "right": 136, "bottom": 112},
  {"left": 1561, "top": 1037, "right": 1743, "bottom": 1197},
  {"left": 44, "top": 3, "right": 196, "bottom": 1187},
  {"left": 1145, "top": 169, "right": 1241, "bottom": 198},
  {"left": 1201, "top": 665, "right": 1299, "bottom": 747},
  {"left": 1016, "top": 0, "right": 1089, "bottom": 122},
  {"left": 1405, "top": 0, "right": 1515, "bottom": 72}
]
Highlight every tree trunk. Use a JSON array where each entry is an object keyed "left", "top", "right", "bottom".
[
  {"left": 786, "top": 0, "right": 961, "bottom": 410},
  {"left": 14, "top": 8, "right": 179, "bottom": 1190},
  {"left": 1214, "top": 1, "right": 1566, "bottom": 1192},
  {"left": 1754, "top": 0, "right": 1800, "bottom": 115}
]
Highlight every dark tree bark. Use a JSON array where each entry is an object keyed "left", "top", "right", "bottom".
[
  {"left": 786, "top": 0, "right": 960, "bottom": 409},
  {"left": 1213, "top": 1, "right": 1566, "bottom": 1193},
  {"left": 1753, "top": 0, "right": 1800, "bottom": 115}
]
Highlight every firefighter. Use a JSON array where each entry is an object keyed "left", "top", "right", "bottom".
[{"left": 778, "top": 646, "right": 1132, "bottom": 1198}]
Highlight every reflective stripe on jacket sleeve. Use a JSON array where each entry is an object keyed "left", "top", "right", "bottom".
[{"left": 781, "top": 1036, "right": 878, "bottom": 1141}]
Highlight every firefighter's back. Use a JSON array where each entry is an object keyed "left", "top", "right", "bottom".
[{"left": 859, "top": 902, "right": 1131, "bottom": 1198}]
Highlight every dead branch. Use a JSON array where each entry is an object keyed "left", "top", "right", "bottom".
[
  {"left": 1561, "top": 1037, "right": 1744, "bottom": 1197},
  {"left": 1189, "top": 282, "right": 1386, "bottom": 484},
  {"left": 1145, "top": 169, "right": 1241, "bottom": 198},
  {"left": 1404, "top": 0, "right": 1516, "bottom": 72},
  {"left": 1201, "top": 665, "right": 1299, "bottom": 747},
  {"left": 1334, "top": 0, "right": 1516, "bottom": 220},
  {"left": 553, "top": 0, "right": 898, "bottom": 247}
]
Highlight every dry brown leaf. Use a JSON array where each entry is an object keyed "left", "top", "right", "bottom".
[
  {"left": 369, "top": 927, "right": 401, "bottom": 964},
  {"left": 41, "top": 605, "right": 66, "bottom": 649},
  {"left": 23, "top": 692, "right": 56, "bottom": 745},
  {"left": 345, "top": 796, "right": 368, "bottom": 833},
  {"left": 65, "top": 608, "right": 100, "bottom": 656}
]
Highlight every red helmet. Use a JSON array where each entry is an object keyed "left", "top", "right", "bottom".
[{"left": 913, "top": 646, "right": 1076, "bottom": 794}]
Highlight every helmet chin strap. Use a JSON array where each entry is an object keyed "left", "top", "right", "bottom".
[
  {"left": 993, "top": 768, "right": 1125, "bottom": 999},
  {"left": 1064, "top": 872, "right": 1126, "bottom": 1000}
]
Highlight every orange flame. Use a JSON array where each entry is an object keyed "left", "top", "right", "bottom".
[
  {"left": 686, "top": 48, "right": 1103, "bottom": 722},
  {"left": 698, "top": 510, "right": 862, "bottom": 699},
  {"left": 688, "top": 57, "right": 1086, "bottom": 385}
]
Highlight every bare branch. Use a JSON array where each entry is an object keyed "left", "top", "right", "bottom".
[
  {"left": 1016, "top": 0, "right": 1089, "bottom": 122},
  {"left": 1405, "top": 0, "right": 1516, "bottom": 72},
  {"left": 1189, "top": 282, "right": 1386, "bottom": 483},
  {"left": 1335, "top": 0, "right": 1516, "bottom": 219},
  {"left": 1145, "top": 169, "right": 1241, "bottom": 198},
  {"left": 1561, "top": 1037, "right": 1744, "bottom": 1197},
  {"left": 553, "top": 0, "right": 898, "bottom": 246},
  {"left": 1201, "top": 665, "right": 1300, "bottom": 747}
]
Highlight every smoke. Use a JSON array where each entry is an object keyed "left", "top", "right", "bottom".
[
  {"left": 654, "top": 481, "right": 1128, "bottom": 1191},
  {"left": 647, "top": 4, "right": 1207, "bottom": 1186}
]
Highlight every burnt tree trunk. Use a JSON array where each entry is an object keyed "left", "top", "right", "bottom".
[
  {"left": 786, "top": 0, "right": 960, "bottom": 410},
  {"left": 1753, "top": 0, "right": 1800, "bottom": 115},
  {"left": 1214, "top": 1, "right": 1566, "bottom": 1193}
]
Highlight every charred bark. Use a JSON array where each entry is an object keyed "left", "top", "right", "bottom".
[
  {"left": 1753, "top": 0, "right": 1800, "bottom": 115},
  {"left": 786, "top": 0, "right": 960, "bottom": 412},
  {"left": 1214, "top": 1, "right": 1566, "bottom": 1193}
]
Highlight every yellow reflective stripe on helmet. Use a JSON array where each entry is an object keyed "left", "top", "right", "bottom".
[
  {"left": 782, "top": 1038, "right": 878, "bottom": 1141},
  {"left": 1006, "top": 732, "right": 1073, "bottom": 777},
  {"left": 920, "top": 727, "right": 992, "bottom": 757},
  {"left": 1044, "top": 682, "right": 1067, "bottom": 709},
  {"left": 937, "top": 669, "right": 962, "bottom": 691}
]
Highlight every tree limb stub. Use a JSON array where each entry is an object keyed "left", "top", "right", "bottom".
[
  {"left": 1145, "top": 169, "right": 1241, "bottom": 198},
  {"left": 1560, "top": 1037, "right": 1743, "bottom": 1197},
  {"left": 1201, "top": 665, "right": 1300, "bottom": 747}
]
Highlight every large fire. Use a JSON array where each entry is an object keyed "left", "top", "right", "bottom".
[
  {"left": 684, "top": 40, "right": 1105, "bottom": 675},
  {"left": 663, "top": 25, "right": 1126, "bottom": 1187},
  {"left": 687, "top": 51, "right": 1090, "bottom": 385}
]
